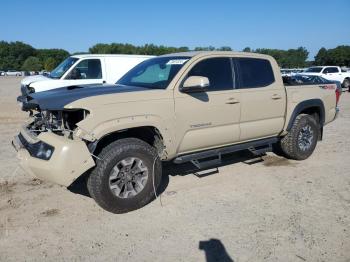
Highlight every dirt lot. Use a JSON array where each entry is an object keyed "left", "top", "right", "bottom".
[{"left": 0, "top": 77, "right": 349, "bottom": 261}]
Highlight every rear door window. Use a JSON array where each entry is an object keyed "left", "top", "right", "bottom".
[
  {"left": 236, "top": 58, "right": 275, "bottom": 88},
  {"left": 187, "top": 58, "right": 233, "bottom": 91}
]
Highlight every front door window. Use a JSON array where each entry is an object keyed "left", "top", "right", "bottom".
[{"left": 66, "top": 59, "right": 102, "bottom": 80}]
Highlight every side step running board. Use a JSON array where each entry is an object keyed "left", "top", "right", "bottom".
[
  {"left": 248, "top": 144, "right": 272, "bottom": 156},
  {"left": 174, "top": 137, "right": 278, "bottom": 167},
  {"left": 191, "top": 154, "right": 222, "bottom": 169}
]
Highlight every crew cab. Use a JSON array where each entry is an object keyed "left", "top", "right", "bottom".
[
  {"left": 13, "top": 51, "right": 339, "bottom": 214},
  {"left": 19, "top": 54, "right": 154, "bottom": 96},
  {"left": 303, "top": 66, "right": 350, "bottom": 91}
]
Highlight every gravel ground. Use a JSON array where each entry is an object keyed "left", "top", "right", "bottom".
[{"left": 0, "top": 77, "right": 349, "bottom": 262}]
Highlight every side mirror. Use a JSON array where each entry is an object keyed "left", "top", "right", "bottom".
[
  {"left": 181, "top": 76, "right": 209, "bottom": 93},
  {"left": 323, "top": 71, "right": 327, "bottom": 74}
]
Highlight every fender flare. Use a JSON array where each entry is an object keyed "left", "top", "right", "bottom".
[{"left": 286, "top": 99, "right": 325, "bottom": 131}]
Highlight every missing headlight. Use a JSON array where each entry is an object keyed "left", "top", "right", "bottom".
[
  {"left": 62, "top": 109, "right": 90, "bottom": 130},
  {"left": 27, "top": 109, "right": 90, "bottom": 138}
]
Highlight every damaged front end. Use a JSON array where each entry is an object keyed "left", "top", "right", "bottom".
[
  {"left": 27, "top": 108, "right": 90, "bottom": 139},
  {"left": 17, "top": 88, "right": 94, "bottom": 141},
  {"left": 12, "top": 105, "right": 96, "bottom": 186}
]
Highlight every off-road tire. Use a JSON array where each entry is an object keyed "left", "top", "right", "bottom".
[
  {"left": 87, "top": 138, "right": 162, "bottom": 214},
  {"left": 342, "top": 78, "right": 349, "bottom": 91},
  {"left": 279, "top": 114, "right": 318, "bottom": 160}
]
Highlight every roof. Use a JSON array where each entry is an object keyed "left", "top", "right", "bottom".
[
  {"left": 159, "top": 51, "right": 275, "bottom": 60},
  {"left": 70, "top": 54, "right": 154, "bottom": 59},
  {"left": 71, "top": 51, "right": 276, "bottom": 61}
]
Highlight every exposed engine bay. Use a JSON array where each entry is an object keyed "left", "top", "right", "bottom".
[{"left": 27, "top": 109, "right": 89, "bottom": 138}]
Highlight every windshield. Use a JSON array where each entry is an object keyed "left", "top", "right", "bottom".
[
  {"left": 304, "top": 67, "right": 322, "bottom": 73},
  {"left": 50, "top": 57, "right": 78, "bottom": 79},
  {"left": 117, "top": 56, "right": 190, "bottom": 89}
]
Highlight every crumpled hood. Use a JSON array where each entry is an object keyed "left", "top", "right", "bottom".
[
  {"left": 21, "top": 75, "right": 52, "bottom": 85},
  {"left": 21, "top": 84, "right": 150, "bottom": 111}
]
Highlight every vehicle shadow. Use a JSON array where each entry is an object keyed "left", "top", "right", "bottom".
[
  {"left": 199, "top": 238, "right": 234, "bottom": 262},
  {"left": 68, "top": 150, "right": 263, "bottom": 199}
]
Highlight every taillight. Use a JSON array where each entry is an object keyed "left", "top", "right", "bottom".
[{"left": 335, "top": 87, "right": 340, "bottom": 105}]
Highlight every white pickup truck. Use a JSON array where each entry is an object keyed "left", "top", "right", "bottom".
[
  {"left": 303, "top": 66, "right": 350, "bottom": 91},
  {"left": 20, "top": 54, "right": 154, "bottom": 96}
]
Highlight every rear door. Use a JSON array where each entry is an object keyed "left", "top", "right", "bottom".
[
  {"left": 174, "top": 57, "right": 241, "bottom": 154},
  {"left": 235, "top": 57, "right": 286, "bottom": 141}
]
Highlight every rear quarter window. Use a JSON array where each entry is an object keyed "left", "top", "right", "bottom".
[{"left": 236, "top": 58, "right": 275, "bottom": 88}]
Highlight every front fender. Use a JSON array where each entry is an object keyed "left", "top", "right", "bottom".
[{"left": 76, "top": 114, "right": 175, "bottom": 156}]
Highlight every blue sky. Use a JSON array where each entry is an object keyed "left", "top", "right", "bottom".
[{"left": 1, "top": 0, "right": 349, "bottom": 59}]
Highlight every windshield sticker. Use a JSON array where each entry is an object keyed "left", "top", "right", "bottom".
[{"left": 166, "top": 59, "right": 189, "bottom": 65}]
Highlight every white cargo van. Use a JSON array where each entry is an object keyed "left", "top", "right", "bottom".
[{"left": 20, "top": 54, "right": 154, "bottom": 94}]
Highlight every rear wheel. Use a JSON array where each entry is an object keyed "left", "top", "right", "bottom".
[
  {"left": 87, "top": 138, "right": 162, "bottom": 213},
  {"left": 279, "top": 114, "right": 318, "bottom": 160},
  {"left": 342, "top": 78, "right": 350, "bottom": 91}
]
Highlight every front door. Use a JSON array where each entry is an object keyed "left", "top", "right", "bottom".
[
  {"left": 322, "top": 67, "right": 341, "bottom": 82},
  {"left": 174, "top": 57, "right": 241, "bottom": 154},
  {"left": 64, "top": 58, "right": 104, "bottom": 85}
]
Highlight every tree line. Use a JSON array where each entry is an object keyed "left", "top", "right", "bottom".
[
  {"left": 0, "top": 41, "right": 69, "bottom": 72},
  {"left": 242, "top": 47, "right": 310, "bottom": 68},
  {"left": 314, "top": 46, "right": 350, "bottom": 67},
  {"left": 1, "top": 40, "right": 350, "bottom": 72}
]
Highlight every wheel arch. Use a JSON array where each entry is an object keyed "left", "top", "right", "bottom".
[
  {"left": 286, "top": 99, "right": 325, "bottom": 132},
  {"left": 88, "top": 126, "right": 167, "bottom": 159}
]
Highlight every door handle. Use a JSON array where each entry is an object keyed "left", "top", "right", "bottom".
[
  {"left": 226, "top": 97, "right": 240, "bottom": 104},
  {"left": 271, "top": 94, "right": 282, "bottom": 100}
]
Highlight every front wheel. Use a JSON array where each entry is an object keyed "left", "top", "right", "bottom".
[
  {"left": 279, "top": 114, "right": 318, "bottom": 160},
  {"left": 87, "top": 138, "right": 162, "bottom": 213}
]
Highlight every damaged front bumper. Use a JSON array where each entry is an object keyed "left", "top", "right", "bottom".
[{"left": 12, "top": 126, "right": 95, "bottom": 187}]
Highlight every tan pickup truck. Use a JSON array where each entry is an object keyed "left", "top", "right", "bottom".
[{"left": 13, "top": 51, "right": 340, "bottom": 213}]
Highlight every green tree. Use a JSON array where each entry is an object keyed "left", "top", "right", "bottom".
[
  {"left": 218, "top": 46, "right": 232, "bottom": 51},
  {"left": 0, "top": 41, "right": 36, "bottom": 70},
  {"left": 44, "top": 57, "right": 57, "bottom": 71},
  {"left": 0, "top": 41, "right": 69, "bottom": 71},
  {"left": 314, "top": 47, "right": 328, "bottom": 65},
  {"left": 194, "top": 46, "right": 216, "bottom": 51},
  {"left": 327, "top": 45, "right": 350, "bottom": 66},
  {"left": 89, "top": 43, "right": 189, "bottom": 55},
  {"left": 314, "top": 46, "right": 350, "bottom": 66},
  {"left": 243, "top": 47, "right": 251, "bottom": 52},
  {"left": 36, "top": 49, "right": 70, "bottom": 69},
  {"left": 22, "top": 56, "right": 42, "bottom": 71},
  {"left": 255, "top": 47, "right": 308, "bottom": 68}
]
